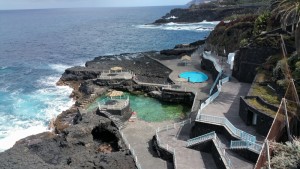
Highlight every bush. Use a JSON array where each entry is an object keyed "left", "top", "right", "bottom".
[
  {"left": 253, "top": 12, "right": 271, "bottom": 36},
  {"left": 269, "top": 139, "right": 300, "bottom": 169},
  {"left": 240, "top": 38, "right": 249, "bottom": 47}
]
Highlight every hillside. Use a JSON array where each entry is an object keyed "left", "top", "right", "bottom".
[{"left": 153, "top": 5, "right": 262, "bottom": 24}]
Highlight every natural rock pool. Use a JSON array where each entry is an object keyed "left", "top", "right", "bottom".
[{"left": 88, "top": 92, "right": 190, "bottom": 122}]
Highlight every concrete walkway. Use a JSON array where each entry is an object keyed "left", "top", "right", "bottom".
[
  {"left": 121, "top": 119, "right": 174, "bottom": 169},
  {"left": 200, "top": 77, "right": 265, "bottom": 141},
  {"left": 157, "top": 49, "right": 212, "bottom": 112},
  {"left": 157, "top": 123, "right": 218, "bottom": 169},
  {"left": 119, "top": 49, "right": 214, "bottom": 169}
]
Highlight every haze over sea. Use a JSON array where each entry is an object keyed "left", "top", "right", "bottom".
[{"left": 0, "top": 6, "right": 216, "bottom": 151}]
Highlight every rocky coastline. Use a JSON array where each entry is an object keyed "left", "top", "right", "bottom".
[
  {"left": 2, "top": 2, "right": 291, "bottom": 168},
  {"left": 153, "top": 5, "right": 264, "bottom": 24},
  {"left": 0, "top": 40, "right": 202, "bottom": 169}
]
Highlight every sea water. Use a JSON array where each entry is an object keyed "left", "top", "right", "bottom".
[{"left": 0, "top": 7, "right": 217, "bottom": 151}]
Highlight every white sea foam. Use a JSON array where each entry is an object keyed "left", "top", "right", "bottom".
[
  {"left": 0, "top": 74, "right": 74, "bottom": 152},
  {"left": 124, "top": 53, "right": 139, "bottom": 60},
  {"left": 36, "top": 75, "right": 74, "bottom": 119},
  {"left": 0, "top": 120, "right": 48, "bottom": 152},
  {"left": 116, "top": 56, "right": 122, "bottom": 61},
  {"left": 49, "top": 63, "right": 72, "bottom": 73},
  {"left": 136, "top": 21, "right": 219, "bottom": 32},
  {"left": 0, "top": 66, "right": 7, "bottom": 70},
  {"left": 166, "top": 16, "right": 178, "bottom": 20}
]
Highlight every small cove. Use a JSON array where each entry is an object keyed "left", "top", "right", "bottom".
[{"left": 88, "top": 92, "right": 190, "bottom": 122}]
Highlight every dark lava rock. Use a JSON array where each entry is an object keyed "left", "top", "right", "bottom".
[
  {"left": 0, "top": 111, "right": 136, "bottom": 169},
  {"left": 232, "top": 47, "right": 281, "bottom": 83},
  {"left": 60, "top": 66, "right": 102, "bottom": 82},
  {"left": 156, "top": 40, "right": 205, "bottom": 59},
  {"left": 85, "top": 52, "right": 172, "bottom": 84},
  {"left": 154, "top": 5, "right": 262, "bottom": 24}
]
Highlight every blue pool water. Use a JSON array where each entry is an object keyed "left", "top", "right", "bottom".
[{"left": 179, "top": 72, "right": 208, "bottom": 83}]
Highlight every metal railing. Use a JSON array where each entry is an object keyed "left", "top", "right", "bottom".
[
  {"left": 196, "top": 74, "right": 229, "bottom": 120},
  {"left": 155, "top": 118, "right": 192, "bottom": 169},
  {"left": 191, "top": 92, "right": 198, "bottom": 112},
  {"left": 197, "top": 114, "right": 256, "bottom": 143},
  {"left": 220, "top": 76, "right": 230, "bottom": 84},
  {"left": 101, "top": 69, "right": 134, "bottom": 74},
  {"left": 230, "top": 140, "right": 262, "bottom": 154},
  {"left": 156, "top": 129, "right": 177, "bottom": 168},
  {"left": 98, "top": 96, "right": 129, "bottom": 110},
  {"left": 133, "top": 79, "right": 170, "bottom": 87},
  {"left": 156, "top": 118, "right": 192, "bottom": 133},
  {"left": 120, "top": 132, "right": 142, "bottom": 169},
  {"left": 210, "top": 71, "right": 222, "bottom": 95},
  {"left": 161, "top": 84, "right": 192, "bottom": 92},
  {"left": 196, "top": 89, "right": 221, "bottom": 120},
  {"left": 203, "top": 51, "right": 222, "bottom": 73},
  {"left": 187, "top": 131, "right": 232, "bottom": 168},
  {"left": 214, "top": 135, "right": 232, "bottom": 169},
  {"left": 186, "top": 131, "right": 216, "bottom": 147},
  {"left": 98, "top": 70, "right": 134, "bottom": 80}
]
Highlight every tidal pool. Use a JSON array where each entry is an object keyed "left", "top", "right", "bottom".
[{"left": 88, "top": 92, "right": 190, "bottom": 122}]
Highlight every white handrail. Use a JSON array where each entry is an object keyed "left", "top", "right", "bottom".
[
  {"left": 230, "top": 140, "right": 262, "bottom": 154},
  {"left": 186, "top": 131, "right": 216, "bottom": 147},
  {"left": 214, "top": 135, "right": 232, "bottom": 169},
  {"left": 210, "top": 72, "right": 222, "bottom": 95},
  {"left": 187, "top": 131, "right": 232, "bottom": 168},
  {"left": 197, "top": 114, "right": 256, "bottom": 142},
  {"left": 155, "top": 118, "right": 192, "bottom": 169},
  {"left": 120, "top": 132, "right": 142, "bottom": 169},
  {"left": 203, "top": 51, "right": 222, "bottom": 73}
]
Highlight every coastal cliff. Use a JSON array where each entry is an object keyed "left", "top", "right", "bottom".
[
  {"left": 153, "top": 5, "right": 262, "bottom": 24},
  {"left": 2, "top": 2, "right": 299, "bottom": 168}
]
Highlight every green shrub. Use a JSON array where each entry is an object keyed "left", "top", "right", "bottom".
[
  {"left": 253, "top": 12, "right": 271, "bottom": 36},
  {"left": 269, "top": 139, "right": 300, "bottom": 169},
  {"left": 240, "top": 38, "right": 249, "bottom": 47}
]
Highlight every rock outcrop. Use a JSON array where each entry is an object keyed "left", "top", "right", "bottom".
[
  {"left": 0, "top": 110, "right": 136, "bottom": 169},
  {"left": 154, "top": 5, "right": 262, "bottom": 24}
]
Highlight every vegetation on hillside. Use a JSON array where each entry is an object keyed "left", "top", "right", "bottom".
[{"left": 268, "top": 139, "right": 300, "bottom": 168}]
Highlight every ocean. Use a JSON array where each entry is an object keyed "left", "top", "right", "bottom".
[{"left": 0, "top": 6, "right": 217, "bottom": 151}]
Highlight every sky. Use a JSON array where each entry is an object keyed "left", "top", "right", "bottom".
[{"left": 0, "top": 0, "right": 190, "bottom": 10}]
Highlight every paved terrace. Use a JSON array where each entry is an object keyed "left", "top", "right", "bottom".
[
  {"left": 155, "top": 51, "right": 265, "bottom": 169},
  {"left": 98, "top": 71, "right": 133, "bottom": 80},
  {"left": 119, "top": 48, "right": 215, "bottom": 169},
  {"left": 200, "top": 78, "right": 265, "bottom": 140},
  {"left": 156, "top": 122, "right": 218, "bottom": 169},
  {"left": 105, "top": 48, "right": 263, "bottom": 169},
  {"left": 198, "top": 50, "right": 264, "bottom": 140},
  {"left": 153, "top": 48, "right": 212, "bottom": 111}
]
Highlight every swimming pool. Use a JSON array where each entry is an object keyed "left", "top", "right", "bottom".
[
  {"left": 179, "top": 71, "right": 208, "bottom": 83},
  {"left": 88, "top": 92, "right": 189, "bottom": 122}
]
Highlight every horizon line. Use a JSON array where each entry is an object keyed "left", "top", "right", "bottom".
[{"left": 0, "top": 5, "right": 187, "bottom": 11}]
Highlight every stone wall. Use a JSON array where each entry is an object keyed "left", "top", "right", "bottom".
[
  {"left": 200, "top": 57, "right": 219, "bottom": 81},
  {"left": 151, "top": 136, "right": 174, "bottom": 163},
  {"left": 239, "top": 97, "right": 275, "bottom": 136},
  {"left": 232, "top": 47, "right": 280, "bottom": 83},
  {"left": 231, "top": 149, "right": 259, "bottom": 163},
  {"left": 105, "top": 103, "right": 131, "bottom": 116},
  {"left": 161, "top": 90, "right": 195, "bottom": 105},
  {"left": 189, "top": 140, "right": 226, "bottom": 169},
  {"left": 190, "top": 122, "right": 238, "bottom": 142}
]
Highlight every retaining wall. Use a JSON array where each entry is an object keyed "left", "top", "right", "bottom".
[
  {"left": 189, "top": 140, "right": 226, "bottom": 169},
  {"left": 239, "top": 97, "right": 274, "bottom": 136}
]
